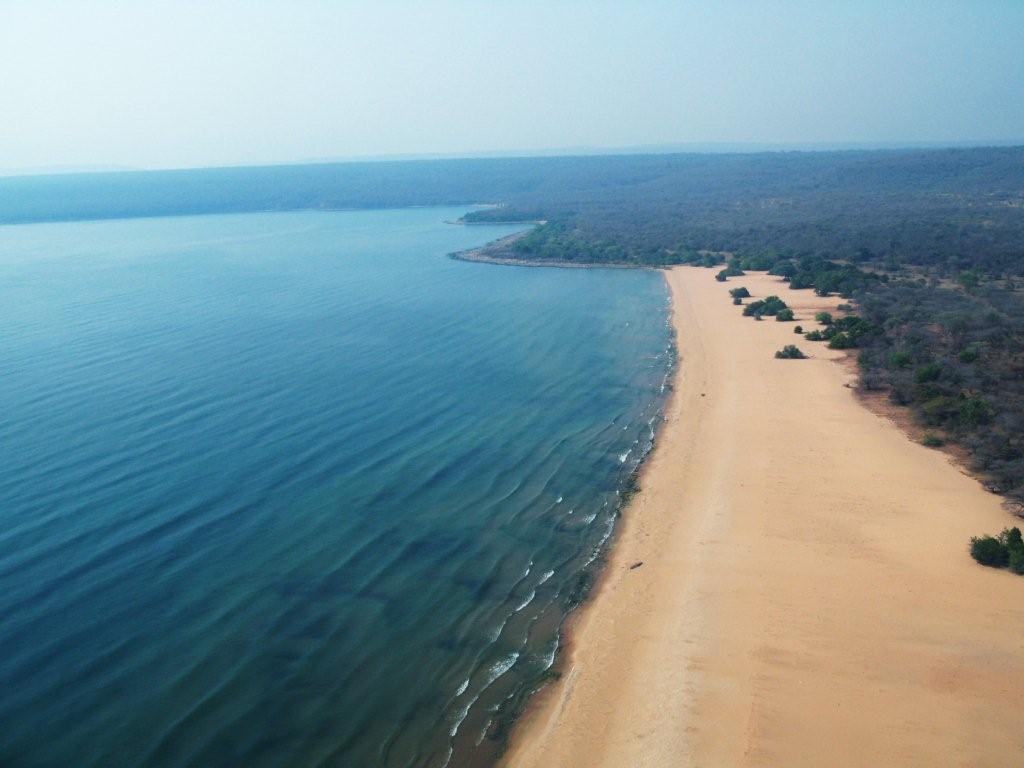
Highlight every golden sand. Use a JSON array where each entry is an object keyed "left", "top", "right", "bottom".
[{"left": 505, "top": 267, "right": 1024, "bottom": 768}]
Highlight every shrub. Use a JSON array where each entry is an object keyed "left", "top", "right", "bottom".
[
  {"left": 970, "top": 535, "right": 1009, "bottom": 567},
  {"left": 743, "top": 300, "right": 765, "bottom": 317},
  {"left": 827, "top": 332, "right": 854, "bottom": 349},
  {"left": 715, "top": 269, "right": 728, "bottom": 282},
  {"left": 890, "top": 351, "right": 912, "bottom": 368},
  {"left": 805, "top": 329, "right": 825, "bottom": 341},
  {"left": 958, "top": 270, "right": 981, "bottom": 290},
  {"left": 775, "top": 345, "right": 806, "bottom": 359},
  {"left": 959, "top": 397, "right": 993, "bottom": 428},
  {"left": 958, "top": 344, "right": 981, "bottom": 363},
  {"left": 815, "top": 311, "right": 834, "bottom": 325},
  {"left": 1011, "top": 549, "right": 1024, "bottom": 575},
  {"left": 761, "top": 296, "right": 788, "bottom": 316},
  {"left": 794, "top": 325, "right": 803, "bottom": 334},
  {"left": 729, "top": 287, "right": 751, "bottom": 299},
  {"left": 1005, "top": 527, "right": 1024, "bottom": 551},
  {"left": 776, "top": 308, "right": 795, "bottom": 321},
  {"left": 922, "top": 433, "right": 944, "bottom": 447},
  {"left": 969, "top": 527, "right": 1024, "bottom": 571},
  {"left": 915, "top": 363, "right": 942, "bottom": 383},
  {"left": 733, "top": 296, "right": 742, "bottom": 305}
]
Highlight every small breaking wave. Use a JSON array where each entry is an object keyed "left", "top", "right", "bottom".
[{"left": 514, "top": 590, "right": 536, "bottom": 613}]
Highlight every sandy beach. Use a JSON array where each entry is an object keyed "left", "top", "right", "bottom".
[{"left": 505, "top": 267, "right": 1024, "bottom": 767}]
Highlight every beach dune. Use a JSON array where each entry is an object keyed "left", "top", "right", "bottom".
[{"left": 506, "top": 267, "right": 1024, "bottom": 767}]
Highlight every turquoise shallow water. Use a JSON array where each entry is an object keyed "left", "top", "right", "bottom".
[{"left": 0, "top": 208, "right": 671, "bottom": 767}]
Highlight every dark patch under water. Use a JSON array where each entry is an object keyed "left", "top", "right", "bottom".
[{"left": 0, "top": 207, "right": 672, "bottom": 767}]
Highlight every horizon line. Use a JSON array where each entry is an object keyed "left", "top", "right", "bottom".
[{"left": 3, "top": 138, "right": 1023, "bottom": 180}]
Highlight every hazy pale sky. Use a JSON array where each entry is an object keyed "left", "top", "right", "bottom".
[{"left": 2, "top": 0, "right": 1022, "bottom": 171}]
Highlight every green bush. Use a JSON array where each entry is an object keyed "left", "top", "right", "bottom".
[
  {"left": 715, "top": 269, "right": 728, "bottom": 282},
  {"left": 828, "top": 332, "right": 854, "bottom": 349},
  {"left": 794, "top": 325, "right": 803, "bottom": 334},
  {"left": 1010, "top": 549, "right": 1024, "bottom": 575},
  {"left": 958, "top": 344, "right": 981, "bottom": 363},
  {"left": 915, "top": 363, "right": 942, "bottom": 383},
  {"left": 815, "top": 311, "right": 834, "bottom": 325},
  {"left": 776, "top": 308, "right": 795, "bottom": 321},
  {"left": 959, "top": 397, "right": 993, "bottom": 428},
  {"left": 729, "top": 287, "right": 751, "bottom": 299},
  {"left": 890, "top": 351, "right": 912, "bottom": 368},
  {"left": 805, "top": 329, "right": 825, "bottom": 341},
  {"left": 922, "top": 433, "right": 944, "bottom": 447},
  {"left": 970, "top": 535, "right": 1009, "bottom": 567},
  {"left": 1005, "top": 527, "right": 1024, "bottom": 551},
  {"left": 732, "top": 296, "right": 742, "bottom": 305},
  {"left": 969, "top": 527, "right": 1024, "bottom": 572},
  {"left": 775, "top": 345, "right": 806, "bottom": 359},
  {"left": 761, "top": 295, "right": 788, "bottom": 316}
]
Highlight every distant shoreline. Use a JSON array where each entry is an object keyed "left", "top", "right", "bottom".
[
  {"left": 503, "top": 267, "right": 1024, "bottom": 767},
  {"left": 449, "top": 231, "right": 648, "bottom": 270}
]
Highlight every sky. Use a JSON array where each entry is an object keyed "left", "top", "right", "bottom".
[{"left": 1, "top": 0, "right": 1023, "bottom": 172}]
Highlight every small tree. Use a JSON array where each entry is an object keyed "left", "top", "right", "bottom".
[
  {"left": 815, "top": 311, "right": 834, "bottom": 325},
  {"left": 794, "top": 325, "right": 803, "bottom": 334},
  {"left": 776, "top": 308, "right": 795, "bottom": 321},
  {"left": 729, "top": 286, "right": 751, "bottom": 299}
]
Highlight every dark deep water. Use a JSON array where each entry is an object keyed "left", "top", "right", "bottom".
[{"left": 0, "top": 208, "right": 672, "bottom": 767}]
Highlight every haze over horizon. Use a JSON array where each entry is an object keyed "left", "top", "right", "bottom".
[{"left": 2, "top": 0, "right": 1023, "bottom": 174}]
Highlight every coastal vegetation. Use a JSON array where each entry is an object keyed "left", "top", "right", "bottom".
[{"left": 969, "top": 527, "right": 1024, "bottom": 574}]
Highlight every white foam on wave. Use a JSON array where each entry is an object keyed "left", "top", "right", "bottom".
[
  {"left": 475, "top": 717, "right": 493, "bottom": 746},
  {"left": 449, "top": 651, "right": 522, "bottom": 737},
  {"left": 541, "top": 632, "right": 560, "bottom": 671},
  {"left": 514, "top": 590, "right": 536, "bottom": 613},
  {"left": 582, "top": 516, "right": 617, "bottom": 568},
  {"left": 556, "top": 495, "right": 563, "bottom": 504},
  {"left": 538, "top": 569, "right": 554, "bottom": 585},
  {"left": 619, "top": 449, "right": 631, "bottom": 463},
  {"left": 455, "top": 678, "right": 469, "bottom": 697},
  {"left": 581, "top": 512, "right": 597, "bottom": 524}
]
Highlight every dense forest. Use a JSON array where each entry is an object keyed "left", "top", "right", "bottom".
[{"left": 3, "top": 147, "right": 1023, "bottom": 502}]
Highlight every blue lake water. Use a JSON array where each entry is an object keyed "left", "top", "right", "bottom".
[{"left": 0, "top": 208, "right": 672, "bottom": 767}]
